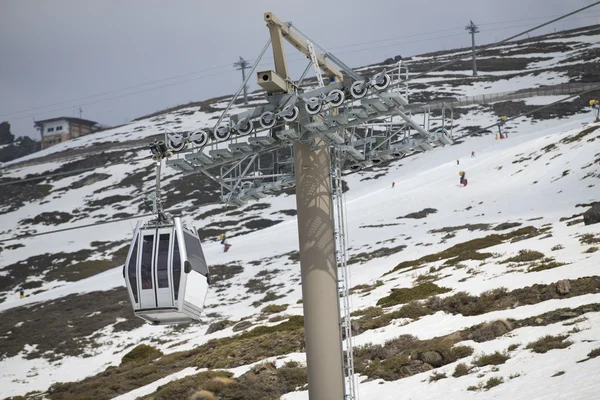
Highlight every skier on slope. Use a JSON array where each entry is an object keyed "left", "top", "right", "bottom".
[{"left": 459, "top": 171, "right": 468, "bottom": 186}]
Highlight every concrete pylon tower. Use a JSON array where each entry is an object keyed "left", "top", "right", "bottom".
[{"left": 261, "top": 12, "right": 345, "bottom": 400}]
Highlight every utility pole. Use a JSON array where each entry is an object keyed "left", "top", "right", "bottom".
[
  {"left": 465, "top": 20, "right": 479, "bottom": 77},
  {"left": 233, "top": 56, "right": 250, "bottom": 105},
  {"left": 78, "top": 106, "right": 83, "bottom": 119}
]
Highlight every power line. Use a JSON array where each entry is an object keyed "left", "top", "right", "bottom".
[
  {"left": 0, "top": 63, "right": 235, "bottom": 118},
  {"left": 455, "top": 87, "right": 600, "bottom": 140},
  {"left": 7, "top": 69, "right": 235, "bottom": 123},
  {"left": 0, "top": 201, "right": 214, "bottom": 244},
  {"left": 408, "top": 1, "right": 600, "bottom": 82},
  {"left": 5, "top": 12, "right": 599, "bottom": 123}
]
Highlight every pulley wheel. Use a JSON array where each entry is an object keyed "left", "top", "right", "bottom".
[
  {"left": 167, "top": 134, "right": 186, "bottom": 152},
  {"left": 213, "top": 125, "right": 231, "bottom": 141},
  {"left": 259, "top": 112, "right": 276, "bottom": 129},
  {"left": 350, "top": 81, "right": 368, "bottom": 99},
  {"left": 327, "top": 89, "right": 345, "bottom": 107},
  {"left": 373, "top": 73, "right": 391, "bottom": 90},
  {"left": 305, "top": 98, "right": 322, "bottom": 115},
  {"left": 282, "top": 106, "right": 299, "bottom": 122},
  {"left": 188, "top": 130, "right": 209, "bottom": 147},
  {"left": 236, "top": 119, "right": 253, "bottom": 135}
]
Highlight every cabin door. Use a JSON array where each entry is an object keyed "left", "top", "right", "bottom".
[
  {"left": 154, "top": 228, "right": 174, "bottom": 308},
  {"left": 139, "top": 232, "right": 157, "bottom": 309}
]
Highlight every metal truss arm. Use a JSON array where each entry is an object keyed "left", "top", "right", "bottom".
[{"left": 264, "top": 12, "right": 343, "bottom": 80}]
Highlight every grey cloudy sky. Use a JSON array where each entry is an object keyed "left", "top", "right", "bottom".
[{"left": 1, "top": 0, "right": 599, "bottom": 139}]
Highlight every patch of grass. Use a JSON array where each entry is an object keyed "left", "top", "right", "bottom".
[
  {"left": 551, "top": 244, "right": 564, "bottom": 251},
  {"left": 195, "top": 316, "right": 305, "bottom": 369},
  {"left": 578, "top": 347, "right": 600, "bottom": 363},
  {"left": 385, "top": 226, "right": 539, "bottom": 275},
  {"left": 139, "top": 362, "right": 308, "bottom": 400},
  {"left": 348, "top": 244, "right": 407, "bottom": 265},
  {"left": 542, "top": 143, "right": 558, "bottom": 153},
  {"left": 354, "top": 279, "right": 600, "bottom": 337},
  {"left": 552, "top": 370, "right": 565, "bottom": 377},
  {"left": 376, "top": 282, "right": 451, "bottom": 308},
  {"left": 351, "top": 306, "right": 384, "bottom": 318},
  {"left": 121, "top": 345, "right": 163, "bottom": 366},
  {"left": 350, "top": 281, "right": 384, "bottom": 294},
  {"left": 507, "top": 343, "right": 520, "bottom": 351},
  {"left": 209, "top": 264, "right": 244, "bottom": 284},
  {"left": 561, "top": 125, "right": 599, "bottom": 144},
  {"left": 527, "top": 259, "right": 566, "bottom": 273},
  {"left": 453, "top": 363, "right": 470, "bottom": 377},
  {"left": 503, "top": 249, "right": 544, "bottom": 263},
  {"left": 0, "top": 288, "right": 144, "bottom": 361},
  {"left": 398, "top": 208, "right": 437, "bottom": 219},
  {"left": 429, "top": 223, "right": 491, "bottom": 234},
  {"left": 579, "top": 233, "right": 600, "bottom": 245},
  {"left": 525, "top": 335, "right": 573, "bottom": 354},
  {"left": 428, "top": 371, "right": 447, "bottom": 382},
  {"left": 261, "top": 304, "right": 288, "bottom": 314},
  {"left": 484, "top": 376, "right": 504, "bottom": 390},
  {"left": 584, "top": 246, "right": 598, "bottom": 254},
  {"left": 472, "top": 351, "right": 510, "bottom": 367}
]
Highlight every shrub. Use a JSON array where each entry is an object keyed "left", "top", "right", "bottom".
[
  {"left": 428, "top": 371, "right": 447, "bottom": 382},
  {"left": 472, "top": 351, "right": 509, "bottom": 367},
  {"left": 451, "top": 345, "right": 474, "bottom": 359},
  {"left": 377, "top": 282, "right": 451, "bottom": 307},
  {"left": 527, "top": 260, "right": 566, "bottom": 273},
  {"left": 120, "top": 344, "right": 163, "bottom": 366},
  {"left": 587, "top": 347, "right": 600, "bottom": 359},
  {"left": 584, "top": 246, "right": 598, "bottom": 254},
  {"left": 484, "top": 377, "right": 504, "bottom": 390},
  {"left": 452, "top": 363, "right": 470, "bottom": 377},
  {"left": 551, "top": 244, "right": 564, "bottom": 251},
  {"left": 507, "top": 343, "right": 520, "bottom": 351},
  {"left": 189, "top": 390, "right": 217, "bottom": 400},
  {"left": 261, "top": 304, "right": 288, "bottom": 314},
  {"left": 525, "top": 335, "right": 572, "bottom": 354},
  {"left": 503, "top": 250, "right": 544, "bottom": 263}
]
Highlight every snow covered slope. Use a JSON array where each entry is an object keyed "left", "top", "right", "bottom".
[{"left": 1, "top": 24, "right": 600, "bottom": 400}]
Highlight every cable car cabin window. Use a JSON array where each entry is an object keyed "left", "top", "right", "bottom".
[
  {"left": 128, "top": 238, "right": 139, "bottom": 302},
  {"left": 172, "top": 235, "right": 181, "bottom": 300},
  {"left": 157, "top": 234, "right": 170, "bottom": 288},
  {"left": 183, "top": 231, "right": 208, "bottom": 276},
  {"left": 141, "top": 235, "right": 154, "bottom": 289}
]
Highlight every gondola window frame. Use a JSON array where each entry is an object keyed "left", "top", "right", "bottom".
[
  {"left": 156, "top": 233, "right": 171, "bottom": 289},
  {"left": 172, "top": 234, "right": 182, "bottom": 301},
  {"left": 127, "top": 237, "right": 139, "bottom": 303},
  {"left": 183, "top": 231, "right": 208, "bottom": 277},
  {"left": 141, "top": 234, "right": 155, "bottom": 290}
]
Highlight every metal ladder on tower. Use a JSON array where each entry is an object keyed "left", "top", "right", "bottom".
[
  {"left": 331, "top": 145, "right": 358, "bottom": 400},
  {"left": 308, "top": 38, "right": 358, "bottom": 399}
]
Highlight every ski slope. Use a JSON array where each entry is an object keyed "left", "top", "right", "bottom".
[{"left": 1, "top": 116, "right": 599, "bottom": 399}]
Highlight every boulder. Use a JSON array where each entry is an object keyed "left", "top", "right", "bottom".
[
  {"left": 583, "top": 204, "right": 600, "bottom": 225},
  {"left": 206, "top": 319, "right": 232, "bottom": 335},
  {"left": 418, "top": 350, "right": 443, "bottom": 367},
  {"left": 232, "top": 320, "right": 253, "bottom": 332},
  {"left": 556, "top": 280, "right": 571, "bottom": 295},
  {"left": 400, "top": 360, "right": 434, "bottom": 376}
]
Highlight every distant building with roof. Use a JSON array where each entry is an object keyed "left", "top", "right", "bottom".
[{"left": 34, "top": 117, "right": 99, "bottom": 149}]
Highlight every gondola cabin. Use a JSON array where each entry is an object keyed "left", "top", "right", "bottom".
[{"left": 123, "top": 217, "right": 210, "bottom": 325}]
